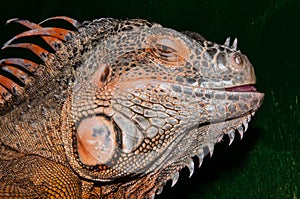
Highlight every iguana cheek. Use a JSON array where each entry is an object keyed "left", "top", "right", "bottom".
[{"left": 76, "top": 116, "right": 116, "bottom": 166}]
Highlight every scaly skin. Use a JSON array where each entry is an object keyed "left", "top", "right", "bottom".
[{"left": 0, "top": 17, "right": 264, "bottom": 198}]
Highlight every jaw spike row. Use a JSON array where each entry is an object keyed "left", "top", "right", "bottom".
[
  {"left": 170, "top": 172, "right": 179, "bottom": 187},
  {"left": 224, "top": 37, "right": 231, "bottom": 47},
  {"left": 156, "top": 186, "right": 163, "bottom": 195},
  {"left": 186, "top": 159, "right": 195, "bottom": 178},
  {"left": 231, "top": 38, "right": 238, "bottom": 50},
  {"left": 247, "top": 114, "right": 252, "bottom": 122},
  {"left": 237, "top": 125, "right": 244, "bottom": 139},
  {"left": 197, "top": 151, "right": 204, "bottom": 168},
  {"left": 150, "top": 193, "right": 155, "bottom": 199},
  {"left": 227, "top": 129, "right": 235, "bottom": 145},
  {"left": 207, "top": 144, "right": 215, "bottom": 157},
  {"left": 243, "top": 120, "right": 249, "bottom": 132},
  {"left": 217, "top": 133, "right": 224, "bottom": 143}
]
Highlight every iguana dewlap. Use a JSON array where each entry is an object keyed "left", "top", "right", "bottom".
[{"left": 0, "top": 17, "right": 264, "bottom": 198}]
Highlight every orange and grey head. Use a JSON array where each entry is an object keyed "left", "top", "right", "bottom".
[
  {"left": 0, "top": 17, "right": 264, "bottom": 196},
  {"left": 64, "top": 18, "right": 264, "bottom": 187}
]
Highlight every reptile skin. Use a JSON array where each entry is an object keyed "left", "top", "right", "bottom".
[{"left": 0, "top": 17, "right": 264, "bottom": 198}]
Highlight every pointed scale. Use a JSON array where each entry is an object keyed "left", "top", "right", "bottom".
[
  {"left": 2, "top": 27, "right": 74, "bottom": 49},
  {"left": 156, "top": 186, "right": 163, "bottom": 195},
  {"left": 186, "top": 159, "right": 195, "bottom": 178},
  {"left": 227, "top": 129, "right": 236, "bottom": 145},
  {"left": 224, "top": 37, "right": 231, "bottom": 47},
  {"left": 237, "top": 125, "right": 244, "bottom": 139},
  {"left": 243, "top": 120, "right": 249, "bottom": 132},
  {"left": 207, "top": 143, "right": 215, "bottom": 157},
  {"left": 3, "top": 43, "right": 49, "bottom": 62},
  {"left": 231, "top": 38, "right": 238, "bottom": 50},
  {"left": 170, "top": 172, "right": 179, "bottom": 187},
  {"left": 6, "top": 18, "right": 64, "bottom": 51},
  {"left": 39, "top": 16, "right": 81, "bottom": 29},
  {"left": 0, "top": 58, "right": 39, "bottom": 75},
  {"left": 197, "top": 149, "right": 204, "bottom": 168}
]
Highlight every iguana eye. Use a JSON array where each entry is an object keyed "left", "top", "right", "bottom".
[
  {"left": 148, "top": 36, "right": 189, "bottom": 64},
  {"left": 153, "top": 43, "right": 178, "bottom": 62},
  {"left": 155, "top": 43, "right": 176, "bottom": 54},
  {"left": 155, "top": 38, "right": 177, "bottom": 53},
  {"left": 152, "top": 38, "right": 179, "bottom": 62}
]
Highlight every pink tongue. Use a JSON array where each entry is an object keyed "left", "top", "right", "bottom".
[{"left": 225, "top": 85, "right": 257, "bottom": 92}]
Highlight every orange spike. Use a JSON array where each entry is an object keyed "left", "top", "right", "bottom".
[
  {"left": 2, "top": 27, "right": 74, "bottom": 48},
  {"left": 6, "top": 18, "right": 41, "bottom": 29},
  {"left": 0, "top": 58, "right": 39, "bottom": 74},
  {"left": 6, "top": 18, "right": 63, "bottom": 51},
  {"left": 39, "top": 16, "right": 81, "bottom": 29},
  {"left": 0, "top": 74, "right": 22, "bottom": 96},
  {"left": 1, "top": 65, "right": 30, "bottom": 85},
  {"left": 0, "top": 85, "right": 12, "bottom": 102},
  {"left": 3, "top": 43, "right": 49, "bottom": 62}
]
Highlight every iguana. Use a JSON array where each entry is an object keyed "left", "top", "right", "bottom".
[{"left": 0, "top": 16, "right": 264, "bottom": 198}]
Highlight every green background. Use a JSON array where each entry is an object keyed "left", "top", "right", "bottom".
[{"left": 0, "top": 0, "right": 299, "bottom": 198}]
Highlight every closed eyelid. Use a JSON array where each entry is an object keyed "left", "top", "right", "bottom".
[
  {"left": 156, "top": 38, "right": 177, "bottom": 50},
  {"left": 147, "top": 35, "right": 190, "bottom": 62},
  {"left": 155, "top": 44, "right": 176, "bottom": 53}
]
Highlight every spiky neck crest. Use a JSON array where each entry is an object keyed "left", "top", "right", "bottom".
[{"left": 0, "top": 17, "right": 161, "bottom": 116}]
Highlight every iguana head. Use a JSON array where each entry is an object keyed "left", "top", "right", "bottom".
[
  {"left": 62, "top": 18, "right": 264, "bottom": 192},
  {"left": 0, "top": 17, "right": 264, "bottom": 198}
]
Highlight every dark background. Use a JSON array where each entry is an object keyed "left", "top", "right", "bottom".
[{"left": 0, "top": 0, "right": 299, "bottom": 198}]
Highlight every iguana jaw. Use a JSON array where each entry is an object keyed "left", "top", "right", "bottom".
[
  {"left": 152, "top": 112, "right": 258, "bottom": 197},
  {"left": 65, "top": 105, "right": 261, "bottom": 198},
  {"left": 145, "top": 85, "right": 264, "bottom": 197}
]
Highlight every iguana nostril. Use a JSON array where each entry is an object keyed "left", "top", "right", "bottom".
[{"left": 233, "top": 52, "right": 243, "bottom": 66}]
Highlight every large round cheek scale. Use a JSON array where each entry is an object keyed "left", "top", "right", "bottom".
[{"left": 76, "top": 116, "right": 116, "bottom": 166}]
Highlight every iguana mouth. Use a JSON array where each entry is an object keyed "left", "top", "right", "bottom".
[
  {"left": 154, "top": 112, "right": 253, "bottom": 196},
  {"left": 225, "top": 84, "right": 257, "bottom": 92}
]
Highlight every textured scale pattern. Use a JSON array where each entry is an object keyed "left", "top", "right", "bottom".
[{"left": 0, "top": 16, "right": 264, "bottom": 198}]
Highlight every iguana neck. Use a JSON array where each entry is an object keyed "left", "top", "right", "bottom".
[{"left": 0, "top": 83, "right": 69, "bottom": 165}]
